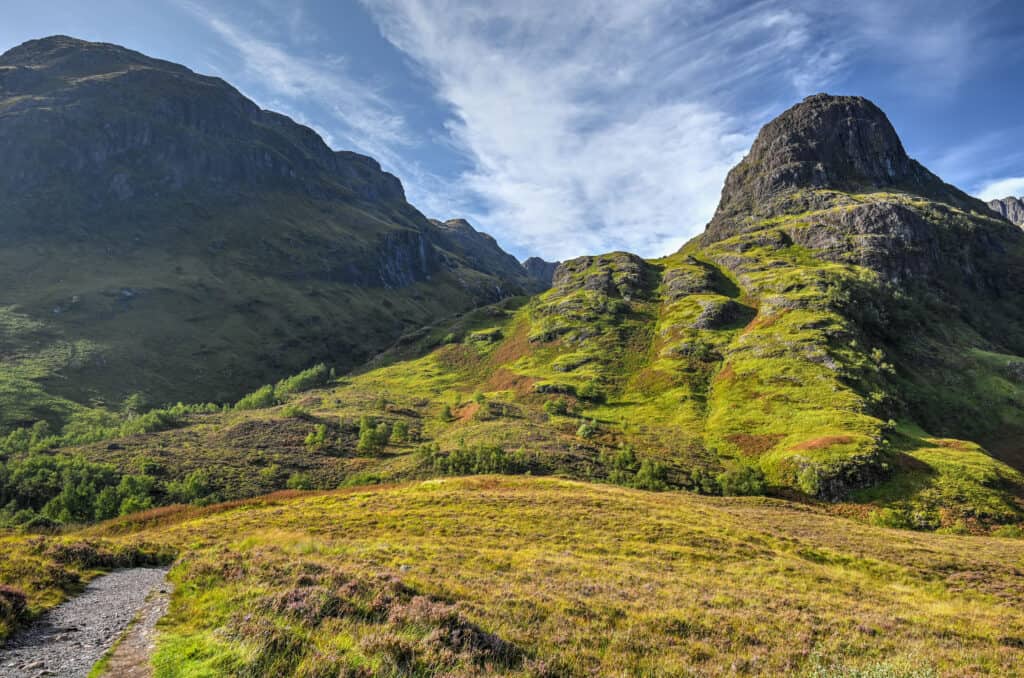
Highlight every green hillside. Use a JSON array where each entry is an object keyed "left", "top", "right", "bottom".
[
  {"left": 3, "top": 95, "right": 1023, "bottom": 535},
  {"left": 0, "top": 36, "right": 541, "bottom": 431}
]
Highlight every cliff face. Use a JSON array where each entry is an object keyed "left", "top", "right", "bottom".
[
  {"left": 989, "top": 196, "right": 1024, "bottom": 226},
  {"left": 0, "top": 36, "right": 535, "bottom": 425},
  {"left": 522, "top": 257, "right": 560, "bottom": 287}
]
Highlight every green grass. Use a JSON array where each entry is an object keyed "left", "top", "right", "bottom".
[
  {"left": 63, "top": 476, "right": 1024, "bottom": 676},
  {"left": 3, "top": 189, "right": 1022, "bottom": 534}
]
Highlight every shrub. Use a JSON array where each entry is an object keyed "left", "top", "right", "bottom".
[
  {"left": 576, "top": 420, "right": 598, "bottom": 439},
  {"left": 304, "top": 424, "right": 329, "bottom": 452},
  {"left": 577, "top": 381, "right": 606, "bottom": 403},
  {"left": 869, "top": 507, "right": 939, "bottom": 531},
  {"left": 440, "top": 405, "right": 455, "bottom": 422},
  {"left": 543, "top": 398, "right": 570, "bottom": 417},
  {"left": 286, "top": 472, "right": 314, "bottom": 490},
  {"left": 798, "top": 466, "right": 822, "bottom": 497},
  {"left": 601, "top": 447, "right": 639, "bottom": 485},
  {"left": 166, "top": 470, "right": 214, "bottom": 504},
  {"left": 357, "top": 416, "right": 388, "bottom": 454},
  {"left": 634, "top": 460, "right": 668, "bottom": 491},
  {"left": 281, "top": 403, "right": 311, "bottom": 419},
  {"left": 390, "top": 421, "right": 409, "bottom": 444},
  {"left": 275, "top": 364, "right": 331, "bottom": 397},
  {"left": 716, "top": 464, "right": 766, "bottom": 496},
  {"left": 688, "top": 468, "right": 720, "bottom": 495},
  {"left": 234, "top": 385, "right": 277, "bottom": 411},
  {"left": 993, "top": 524, "right": 1024, "bottom": 539}
]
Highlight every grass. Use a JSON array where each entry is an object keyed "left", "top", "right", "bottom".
[
  {"left": 0, "top": 535, "right": 174, "bottom": 640},
  {"left": 0, "top": 192, "right": 1014, "bottom": 534},
  {"left": 52, "top": 475, "right": 1024, "bottom": 676},
  {"left": 2, "top": 189, "right": 1022, "bottom": 535}
]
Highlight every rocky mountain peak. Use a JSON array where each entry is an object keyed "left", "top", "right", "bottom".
[
  {"left": 989, "top": 196, "right": 1024, "bottom": 227},
  {"left": 522, "top": 257, "right": 560, "bottom": 287},
  {"left": 703, "top": 93, "right": 985, "bottom": 243}
]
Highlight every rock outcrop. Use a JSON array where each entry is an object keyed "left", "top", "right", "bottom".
[
  {"left": 703, "top": 94, "right": 985, "bottom": 244},
  {"left": 522, "top": 257, "right": 560, "bottom": 288},
  {"left": 988, "top": 196, "right": 1024, "bottom": 226}
]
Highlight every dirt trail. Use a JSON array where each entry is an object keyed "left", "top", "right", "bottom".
[
  {"left": 0, "top": 567, "right": 169, "bottom": 678},
  {"left": 95, "top": 584, "right": 171, "bottom": 677}
]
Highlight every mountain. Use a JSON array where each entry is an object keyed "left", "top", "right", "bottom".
[
  {"left": 522, "top": 256, "right": 560, "bottom": 286},
  {"left": 989, "top": 196, "right": 1024, "bottom": 226},
  {"left": 0, "top": 36, "right": 540, "bottom": 429},
  {"left": 9, "top": 93, "right": 1020, "bottom": 535}
]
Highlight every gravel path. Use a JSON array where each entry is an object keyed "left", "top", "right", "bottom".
[
  {"left": 0, "top": 567, "right": 170, "bottom": 678},
  {"left": 94, "top": 584, "right": 171, "bottom": 677}
]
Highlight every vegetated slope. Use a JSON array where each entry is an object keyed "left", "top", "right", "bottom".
[
  {"left": 4, "top": 94, "right": 1024, "bottom": 534},
  {"left": 988, "top": 196, "right": 1024, "bottom": 226},
  {"left": 49, "top": 476, "right": 1024, "bottom": 676},
  {"left": 0, "top": 35, "right": 540, "bottom": 430}
]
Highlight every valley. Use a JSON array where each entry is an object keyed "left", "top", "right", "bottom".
[{"left": 0, "top": 31, "right": 1023, "bottom": 678}]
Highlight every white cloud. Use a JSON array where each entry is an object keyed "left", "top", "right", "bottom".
[
  {"left": 176, "top": 1, "right": 410, "bottom": 169},
  {"left": 977, "top": 177, "right": 1024, "bottom": 202},
  {"left": 361, "top": 0, "right": 829, "bottom": 261}
]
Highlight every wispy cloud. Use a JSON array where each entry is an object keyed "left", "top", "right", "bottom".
[
  {"left": 172, "top": 0, "right": 1018, "bottom": 261},
  {"left": 977, "top": 177, "right": 1024, "bottom": 202},
  {"left": 176, "top": 1, "right": 410, "bottom": 169},
  {"left": 361, "top": 0, "right": 837, "bottom": 260}
]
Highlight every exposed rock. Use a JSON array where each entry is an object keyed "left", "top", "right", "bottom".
[
  {"left": 703, "top": 93, "right": 986, "bottom": 243},
  {"left": 690, "top": 299, "right": 755, "bottom": 330},
  {"left": 429, "top": 218, "right": 536, "bottom": 286},
  {"left": 988, "top": 196, "right": 1024, "bottom": 227},
  {"left": 522, "top": 257, "right": 560, "bottom": 288},
  {"left": 552, "top": 253, "right": 655, "bottom": 300}
]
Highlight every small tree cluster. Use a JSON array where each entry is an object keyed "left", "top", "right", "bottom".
[
  {"left": 599, "top": 447, "right": 668, "bottom": 491},
  {"left": 418, "top": 443, "right": 535, "bottom": 476},
  {"left": 357, "top": 416, "right": 389, "bottom": 454}
]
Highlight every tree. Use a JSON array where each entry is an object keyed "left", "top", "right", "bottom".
[
  {"left": 286, "top": 472, "right": 313, "bottom": 490},
  {"left": 304, "top": 424, "right": 329, "bottom": 452},
  {"left": 716, "top": 464, "right": 766, "bottom": 496},
  {"left": 357, "top": 416, "right": 387, "bottom": 454},
  {"left": 390, "top": 421, "right": 409, "bottom": 444}
]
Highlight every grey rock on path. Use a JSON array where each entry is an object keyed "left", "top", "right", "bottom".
[{"left": 0, "top": 567, "right": 170, "bottom": 678}]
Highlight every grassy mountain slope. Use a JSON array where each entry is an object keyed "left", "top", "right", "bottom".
[
  {"left": 5, "top": 477, "right": 1024, "bottom": 675},
  {"left": 4, "top": 95, "right": 1023, "bottom": 534},
  {"left": 0, "top": 36, "right": 540, "bottom": 430}
]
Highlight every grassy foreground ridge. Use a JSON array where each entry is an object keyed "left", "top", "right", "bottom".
[{"left": 0, "top": 476, "right": 1007, "bottom": 676}]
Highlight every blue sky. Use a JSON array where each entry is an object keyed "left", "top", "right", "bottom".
[{"left": 3, "top": 1, "right": 1023, "bottom": 260}]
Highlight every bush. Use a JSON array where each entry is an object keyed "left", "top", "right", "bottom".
[
  {"left": 543, "top": 398, "right": 570, "bottom": 417},
  {"left": 425, "top": 444, "right": 527, "bottom": 476},
  {"left": 390, "top": 421, "right": 409, "bottom": 444},
  {"left": 798, "top": 466, "right": 822, "bottom": 497},
  {"left": 600, "top": 447, "right": 668, "bottom": 491},
  {"left": 601, "top": 447, "right": 639, "bottom": 485},
  {"left": 577, "top": 381, "right": 606, "bottom": 403},
  {"left": 716, "top": 465, "right": 766, "bottom": 496},
  {"left": 440, "top": 405, "right": 455, "bottom": 422},
  {"left": 634, "top": 460, "right": 668, "bottom": 491},
  {"left": 304, "top": 424, "right": 329, "bottom": 452},
  {"left": 234, "top": 385, "right": 277, "bottom": 411},
  {"left": 357, "top": 416, "right": 388, "bottom": 454},
  {"left": 286, "top": 473, "right": 314, "bottom": 490},
  {"left": 869, "top": 507, "right": 940, "bottom": 531},
  {"left": 993, "top": 524, "right": 1024, "bottom": 539},
  {"left": 576, "top": 420, "right": 598, "bottom": 439},
  {"left": 166, "top": 470, "right": 214, "bottom": 505},
  {"left": 688, "top": 468, "right": 720, "bottom": 495},
  {"left": 275, "top": 364, "right": 331, "bottom": 397},
  {"left": 281, "top": 404, "right": 311, "bottom": 419}
]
